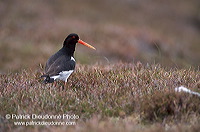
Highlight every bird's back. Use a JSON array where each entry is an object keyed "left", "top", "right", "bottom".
[
  {"left": 44, "top": 49, "right": 75, "bottom": 76},
  {"left": 45, "top": 50, "right": 62, "bottom": 73}
]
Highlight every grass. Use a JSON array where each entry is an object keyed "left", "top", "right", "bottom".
[{"left": 0, "top": 63, "right": 199, "bottom": 131}]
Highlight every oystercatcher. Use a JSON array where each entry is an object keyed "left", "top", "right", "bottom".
[{"left": 41, "top": 33, "right": 95, "bottom": 85}]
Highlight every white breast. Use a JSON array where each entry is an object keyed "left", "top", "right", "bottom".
[
  {"left": 71, "top": 56, "right": 75, "bottom": 61},
  {"left": 51, "top": 70, "right": 74, "bottom": 82}
]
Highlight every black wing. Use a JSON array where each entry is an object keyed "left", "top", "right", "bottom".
[
  {"left": 45, "top": 55, "right": 75, "bottom": 77},
  {"left": 45, "top": 51, "right": 61, "bottom": 72}
]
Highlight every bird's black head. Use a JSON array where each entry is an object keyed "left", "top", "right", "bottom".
[
  {"left": 63, "top": 33, "right": 79, "bottom": 46},
  {"left": 62, "top": 33, "right": 96, "bottom": 56}
]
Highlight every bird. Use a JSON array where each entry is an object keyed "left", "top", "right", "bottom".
[{"left": 41, "top": 33, "right": 96, "bottom": 85}]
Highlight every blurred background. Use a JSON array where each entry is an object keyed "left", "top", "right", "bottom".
[{"left": 0, "top": 0, "right": 200, "bottom": 72}]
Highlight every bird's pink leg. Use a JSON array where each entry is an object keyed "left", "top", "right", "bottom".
[{"left": 53, "top": 81, "right": 57, "bottom": 87}]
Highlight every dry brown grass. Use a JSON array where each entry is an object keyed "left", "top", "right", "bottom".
[{"left": 0, "top": 63, "right": 199, "bottom": 131}]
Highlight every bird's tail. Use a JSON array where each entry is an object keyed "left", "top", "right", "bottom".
[{"left": 41, "top": 75, "right": 54, "bottom": 84}]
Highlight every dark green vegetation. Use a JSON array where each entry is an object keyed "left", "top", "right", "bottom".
[
  {"left": 0, "top": 64, "right": 200, "bottom": 131},
  {"left": 0, "top": 0, "right": 200, "bottom": 131}
]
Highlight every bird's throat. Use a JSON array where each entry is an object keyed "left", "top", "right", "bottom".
[{"left": 63, "top": 43, "right": 76, "bottom": 56}]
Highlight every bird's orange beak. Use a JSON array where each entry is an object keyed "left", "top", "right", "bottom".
[{"left": 78, "top": 40, "right": 96, "bottom": 50}]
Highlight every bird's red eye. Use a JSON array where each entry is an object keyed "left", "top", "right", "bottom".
[{"left": 72, "top": 36, "right": 75, "bottom": 39}]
